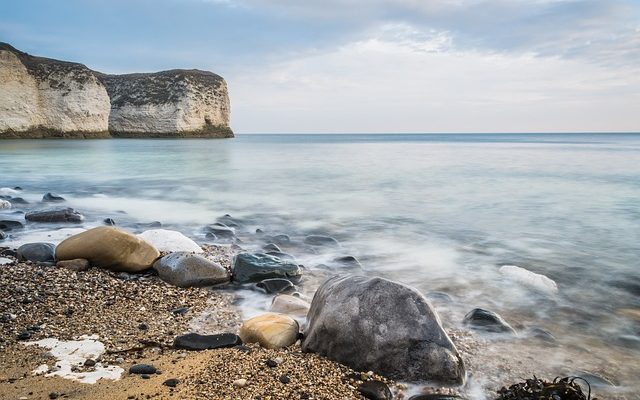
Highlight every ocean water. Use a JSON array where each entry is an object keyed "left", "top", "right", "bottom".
[{"left": 1, "top": 133, "right": 639, "bottom": 397}]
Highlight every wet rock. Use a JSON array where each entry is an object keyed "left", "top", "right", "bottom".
[
  {"left": 163, "top": 378, "right": 179, "bottom": 387},
  {"left": 204, "top": 223, "right": 235, "bottom": 240},
  {"left": 304, "top": 235, "right": 339, "bottom": 247},
  {"left": 232, "top": 252, "right": 301, "bottom": 284},
  {"left": 279, "top": 375, "right": 290, "bottom": 384},
  {"left": 103, "top": 218, "right": 115, "bottom": 226},
  {"left": 171, "top": 307, "right": 190, "bottom": 316},
  {"left": 216, "top": 214, "right": 242, "bottom": 228},
  {"left": 17, "top": 330, "right": 32, "bottom": 340},
  {"left": 42, "top": 193, "right": 65, "bottom": 202},
  {"left": 255, "top": 278, "right": 295, "bottom": 294},
  {"left": 264, "top": 251, "right": 296, "bottom": 261},
  {"left": 173, "top": 333, "right": 242, "bottom": 350},
  {"left": 136, "top": 221, "right": 162, "bottom": 229},
  {"left": 463, "top": 308, "right": 516, "bottom": 334},
  {"left": 25, "top": 208, "right": 84, "bottom": 223},
  {"left": 0, "top": 231, "right": 5, "bottom": 241},
  {"left": 358, "top": 380, "right": 392, "bottom": 400},
  {"left": 302, "top": 275, "right": 465, "bottom": 384},
  {"left": 527, "top": 327, "right": 556, "bottom": 343},
  {"left": 0, "top": 220, "right": 24, "bottom": 231},
  {"left": 333, "top": 255, "right": 362, "bottom": 269},
  {"left": 56, "top": 258, "right": 90, "bottom": 272},
  {"left": 8, "top": 197, "right": 28, "bottom": 204},
  {"left": 138, "top": 229, "right": 202, "bottom": 253},
  {"left": 265, "top": 359, "right": 278, "bottom": 368},
  {"left": 84, "top": 359, "right": 96, "bottom": 367},
  {"left": 17, "top": 242, "right": 56, "bottom": 263},
  {"left": 263, "top": 243, "right": 282, "bottom": 252},
  {"left": 153, "top": 252, "right": 229, "bottom": 287},
  {"left": 0, "top": 199, "right": 11, "bottom": 209},
  {"left": 269, "top": 234, "right": 291, "bottom": 245},
  {"left": 426, "top": 291, "right": 453, "bottom": 303},
  {"left": 56, "top": 226, "right": 160, "bottom": 272},
  {"left": 129, "top": 364, "right": 157, "bottom": 375},
  {"left": 239, "top": 313, "right": 299, "bottom": 349},
  {"left": 270, "top": 294, "right": 311, "bottom": 317}
]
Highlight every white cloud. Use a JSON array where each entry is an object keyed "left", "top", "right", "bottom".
[{"left": 228, "top": 24, "right": 640, "bottom": 133}]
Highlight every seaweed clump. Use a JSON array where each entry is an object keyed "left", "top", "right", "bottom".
[{"left": 496, "top": 376, "right": 597, "bottom": 400}]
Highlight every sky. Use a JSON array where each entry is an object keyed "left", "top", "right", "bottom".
[{"left": 1, "top": 0, "right": 639, "bottom": 133}]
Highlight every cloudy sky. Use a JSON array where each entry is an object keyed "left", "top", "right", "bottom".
[{"left": 2, "top": 0, "right": 639, "bottom": 133}]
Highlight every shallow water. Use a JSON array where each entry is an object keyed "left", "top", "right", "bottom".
[{"left": 1, "top": 133, "right": 639, "bottom": 397}]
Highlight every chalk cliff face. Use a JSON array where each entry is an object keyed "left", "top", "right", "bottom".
[
  {"left": 0, "top": 43, "right": 111, "bottom": 138},
  {"left": 0, "top": 43, "right": 233, "bottom": 138},
  {"left": 98, "top": 70, "right": 232, "bottom": 138}
]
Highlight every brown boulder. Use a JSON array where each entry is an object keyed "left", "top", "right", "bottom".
[{"left": 56, "top": 227, "right": 159, "bottom": 272}]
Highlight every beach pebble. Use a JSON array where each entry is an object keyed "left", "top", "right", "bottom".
[
  {"left": 0, "top": 199, "right": 11, "bottom": 209},
  {"left": 233, "top": 378, "right": 248, "bottom": 387},
  {"left": 138, "top": 229, "right": 203, "bottom": 253},
  {"left": 255, "top": 278, "right": 295, "bottom": 294},
  {"left": 103, "top": 218, "right": 116, "bottom": 226},
  {"left": 25, "top": 208, "right": 84, "bottom": 223},
  {"left": 333, "top": 255, "right": 363, "bottom": 269},
  {"left": 239, "top": 313, "right": 299, "bottom": 349},
  {"left": 17, "top": 242, "right": 56, "bottom": 263},
  {"left": 56, "top": 258, "right": 90, "bottom": 272},
  {"left": 163, "top": 378, "right": 179, "bottom": 387},
  {"left": 42, "top": 192, "right": 65, "bottom": 202},
  {"left": 303, "top": 235, "right": 340, "bottom": 247},
  {"left": 216, "top": 214, "right": 242, "bottom": 228},
  {"left": 279, "top": 374, "right": 290, "bottom": 384},
  {"left": 56, "top": 227, "right": 160, "bottom": 272},
  {"left": 463, "top": 308, "right": 516, "bottom": 335},
  {"left": 173, "top": 332, "right": 242, "bottom": 350},
  {"left": 129, "top": 364, "right": 157, "bottom": 375},
  {"left": 358, "top": 380, "right": 392, "bottom": 400},
  {"left": 302, "top": 275, "right": 465, "bottom": 384},
  {"left": 154, "top": 252, "right": 229, "bottom": 287},
  {"left": 232, "top": 252, "right": 301, "bottom": 284}
]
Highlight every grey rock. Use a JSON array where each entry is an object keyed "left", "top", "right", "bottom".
[
  {"left": 42, "top": 193, "right": 65, "bottom": 202},
  {"left": 216, "top": 214, "right": 242, "bottom": 228},
  {"left": 232, "top": 252, "right": 301, "bottom": 284},
  {"left": 302, "top": 275, "right": 465, "bottom": 384},
  {"left": 255, "top": 278, "right": 295, "bottom": 294},
  {"left": 304, "top": 235, "right": 339, "bottom": 247},
  {"left": 17, "top": 242, "right": 56, "bottom": 263},
  {"left": 358, "top": 380, "right": 392, "bottom": 400},
  {"left": 463, "top": 308, "right": 516, "bottom": 334},
  {"left": 129, "top": 364, "right": 156, "bottom": 374},
  {"left": 153, "top": 252, "right": 229, "bottom": 287},
  {"left": 205, "top": 223, "right": 235, "bottom": 239},
  {"left": 25, "top": 208, "right": 84, "bottom": 223},
  {"left": 9, "top": 197, "right": 28, "bottom": 204},
  {"left": 103, "top": 218, "right": 115, "bottom": 226},
  {"left": 263, "top": 243, "right": 282, "bottom": 252},
  {"left": 333, "top": 255, "right": 362, "bottom": 269},
  {"left": 0, "top": 231, "right": 5, "bottom": 241},
  {"left": 0, "top": 220, "right": 24, "bottom": 231},
  {"left": 173, "top": 333, "right": 242, "bottom": 350}
]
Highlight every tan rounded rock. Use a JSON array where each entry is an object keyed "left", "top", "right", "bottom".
[
  {"left": 239, "top": 313, "right": 299, "bottom": 349},
  {"left": 55, "top": 226, "right": 160, "bottom": 272},
  {"left": 269, "top": 294, "right": 310, "bottom": 317}
]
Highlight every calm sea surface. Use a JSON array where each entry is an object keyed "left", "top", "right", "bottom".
[{"left": 1, "top": 133, "right": 639, "bottom": 396}]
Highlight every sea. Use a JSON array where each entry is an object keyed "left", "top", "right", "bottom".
[{"left": 1, "top": 133, "right": 639, "bottom": 398}]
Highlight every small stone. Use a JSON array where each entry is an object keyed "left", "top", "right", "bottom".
[
  {"left": 171, "top": 307, "right": 189, "bottom": 316},
  {"left": 233, "top": 378, "right": 248, "bottom": 388},
  {"left": 265, "top": 359, "right": 278, "bottom": 368},
  {"left": 138, "top": 323, "right": 148, "bottom": 331},
  {"left": 141, "top": 374, "right": 150, "bottom": 379},
  {"left": 17, "top": 330, "right": 32, "bottom": 341},
  {"left": 84, "top": 359, "right": 96, "bottom": 367},
  {"left": 279, "top": 375, "right": 290, "bottom": 384},
  {"left": 274, "top": 357, "right": 284, "bottom": 364},
  {"left": 48, "top": 393, "right": 59, "bottom": 399},
  {"left": 103, "top": 218, "right": 116, "bottom": 226},
  {"left": 174, "top": 332, "right": 242, "bottom": 350},
  {"left": 163, "top": 378, "right": 179, "bottom": 387},
  {"left": 43, "top": 193, "right": 65, "bottom": 202},
  {"left": 358, "top": 380, "right": 392, "bottom": 400},
  {"left": 129, "top": 364, "right": 157, "bottom": 375}
]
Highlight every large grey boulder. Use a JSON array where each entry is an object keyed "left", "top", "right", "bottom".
[
  {"left": 154, "top": 252, "right": 229, "bottom": 287},
  {"left": 302, "top": 275, "right": 465, "bottom": 384}
]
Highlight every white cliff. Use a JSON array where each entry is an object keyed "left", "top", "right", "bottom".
[
  {"left": 0, "top": 43, "right": 233, "bottom": 138},
  {"left": 98, "top": 70, "right": 233, "bottom": 138},
  {"left": 0, "top": 43, "right": 110, "bottom": 138}
]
